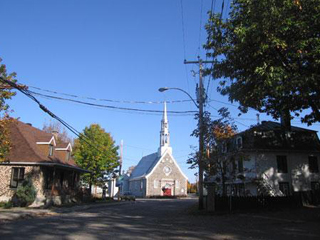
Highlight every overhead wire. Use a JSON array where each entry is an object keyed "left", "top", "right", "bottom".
[
  {"left": 29, "top": 85, "right": 192, "bottom": 105},
  {"left": 224, "top": 0, "right": 230, "bottom": 19},
  {"left": 179, "top": 0, "right": 191, "bottom": 97},
  {"left": 29, "top": 90, "right": 197, "bottom": 115},
  {"left": 197, "top": 0, "right": 204, "bottom": 57},
  {"left": 0, "top": 77, "right": 118, "bottom": 153}
]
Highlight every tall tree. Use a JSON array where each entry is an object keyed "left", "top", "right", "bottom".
[
  {"left": 204, "top": 0, "right": 320, "bottom": 125},
  {"left": 42, "top": 120, "right": 72, "bottom": 144},
  {"left": 0, "top": 58, "right": 17, "bottom": 161},
  {"left": 73, "top": 124, "right": 119, "bottom": 187}
]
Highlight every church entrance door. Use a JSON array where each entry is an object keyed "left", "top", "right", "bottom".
[{"left": 163, "top": 188, "right": 171, "bottom": 196}]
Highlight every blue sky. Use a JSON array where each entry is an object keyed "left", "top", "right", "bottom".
[{"left": 1, "top": 0, "right": 319, "bottom": 182}]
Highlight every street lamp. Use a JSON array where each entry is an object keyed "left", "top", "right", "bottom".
[{"left": 158, "top": 87, "right": 205, "bottom": 210}]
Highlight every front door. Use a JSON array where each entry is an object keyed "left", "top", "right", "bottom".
[{"left": 163, "top": 188, "right": 171, "bottom": 196}]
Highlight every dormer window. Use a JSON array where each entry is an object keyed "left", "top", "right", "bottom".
[
  {"left": 66, "top": 151, "right": 71, "bottom": 161},
  {"left": 49, "top": 145, "right": 54, "bottom": 156}
]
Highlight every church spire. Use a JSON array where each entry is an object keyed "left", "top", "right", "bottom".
[{"left": 158, "top": 101, "right": 172, "bottom": 157}]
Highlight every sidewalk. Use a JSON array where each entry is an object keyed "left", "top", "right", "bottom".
[
  {"left": 0, "top": 200, "right": 127, "bottom": 222},
  {"left": 0, "top": 208, "right": 55, "bottom": 222}
]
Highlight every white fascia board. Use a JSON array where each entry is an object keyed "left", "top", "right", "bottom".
[
  {"left": 145, "top": 149, "right": 188, "bottom": 181},
  {"left": 55, "top": 143, "right": 72, "bottom": 151},
  {"left": 36, "top": 136, "right": 56, "bottom": 146}
]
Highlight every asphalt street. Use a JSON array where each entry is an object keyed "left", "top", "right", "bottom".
[{"left": 0, "top": 198, "right": 319, "bottom": 240}]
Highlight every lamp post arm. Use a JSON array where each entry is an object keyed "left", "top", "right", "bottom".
[{"left": 159, "top": 87, "right": 198, "bottom": 108}]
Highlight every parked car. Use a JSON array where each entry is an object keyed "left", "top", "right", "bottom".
[{"left": 120, "top": 192, "right": 136, "bottom": 201}]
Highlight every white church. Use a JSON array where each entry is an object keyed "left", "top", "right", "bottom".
[{"left": 123, "top": 102, "right": 188, "bottom": 197}]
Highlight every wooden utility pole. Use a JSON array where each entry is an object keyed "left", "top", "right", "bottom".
[{"left": 184, "top": 58, "right": 213, "bottom": 210}]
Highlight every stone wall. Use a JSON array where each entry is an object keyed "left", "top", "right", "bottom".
[
  {"left": 0, "top": 165, "right": 45, "bottom": 203},
  {"left": 147, "top": 153, "right": 187, "bottom": 196},
  {"left": 129, "top": 179, "right": 145, "bottom": 197}
]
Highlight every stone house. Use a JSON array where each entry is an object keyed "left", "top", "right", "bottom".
[
  {"left": 0, "top": 120, "right": 89, "bottom": 205},
  {"left": 123, "top": 102, "right": 188, "bottom": 197},
  {"left": 211, "top": 121, "right": 320, "bottom": 199}
]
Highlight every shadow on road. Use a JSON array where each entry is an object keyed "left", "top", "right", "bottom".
[{"left": 0, "top": 199, "right": 319, "bottom": 240}]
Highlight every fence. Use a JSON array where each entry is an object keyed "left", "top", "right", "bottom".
[{"left": 211, "top": 195, "right": 302, "bottom": 211}]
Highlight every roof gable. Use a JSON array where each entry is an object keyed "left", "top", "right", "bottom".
[{"left": 146, "top": 149, "right": 188, "bottom": 180}]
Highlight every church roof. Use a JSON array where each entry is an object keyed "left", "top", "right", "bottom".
[{"left": 130, "top": 152, "right": 159, "bottom": 179}]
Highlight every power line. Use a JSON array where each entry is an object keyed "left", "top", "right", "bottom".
[
  {"left": 220, "top": 0, "right": 225, "bottom": 19},
  {"left": 179, "top": 0, "right": 187, "bottom": 61},
  {"left": 29, "top": 85, "right": 192, "bottom": 105},
  {"left": 224, "top": 0, "right": 230, "bottom": 19},
  {"left": 179, "top": 0, "right": 191, "bottom": 97},
  {"left": 30, "top": 90, "right": 197, "bottom": 115},
  {"left": 0, "top": 77, "right": 103, "bottom": 152},
  {"left": 197, "top": 0, "right": 204, "bottom": 57},
  {"left": 205, "top": 0, "right": 216, "bottom": 105}
]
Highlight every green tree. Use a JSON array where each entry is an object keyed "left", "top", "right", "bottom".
[
  {"left": 0, "top": 58, "right": 17, "bottom": 161},
  {"left": 73, "top": 124, "right": 119, "bottom": 188},
  {"left": 204, "top": 0, "right": 320, "bottom": 125}
]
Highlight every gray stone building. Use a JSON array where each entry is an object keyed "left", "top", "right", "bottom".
[{"left": 125, "top": 102, "right": 188, "bottom": 197}]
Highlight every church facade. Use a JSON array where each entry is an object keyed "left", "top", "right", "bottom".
[{"left": 125, "top": 102, "right": 188, "bottom": 197}]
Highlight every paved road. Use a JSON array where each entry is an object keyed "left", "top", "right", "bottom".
[{"left": 0, "top": 198, "right": 320, "bottom": 240}]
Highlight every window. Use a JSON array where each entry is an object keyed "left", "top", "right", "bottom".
[
  {"left": 176, "top": 180, "right": 180, "bottom": 189},
  {"left": 279, "top": 182, "right": 290, "bottom": 196},
  {"left": 235, "top": 183, "right": 245, "bottom": 196},
  {"left": 277, "top": 155, "right": 288, "bottom": 173},
  {"left": 221, "top": 142, "right": 227, "bottom": 153},
  {"left": 10, "top": 168, "right": 25, "bottom": 188},
  {"left": 309, "top": 156, "right": 319, "bottom": 173},
  {"left": 49, "top": 145, "right": 54, "bottom": 156},
  {"left": 238, "top": 159, "right": 244, "bottom": 173},
  {"left": 60, "top": 172, "right": 64, "bottom": 188},
  {"left": 236, "top": 137, "right": 243, "bottom": 149},
  {"left": 311, "top": 182, "right": 320, "bottom": 192},
  {"left": 154, "top": 179, "right": 158, "bottom": 188},
  {"left": 66, "top": 151, "right": 71, "bottom": 161}
]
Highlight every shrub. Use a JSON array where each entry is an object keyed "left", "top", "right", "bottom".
[
  {"left": 0, "top": 201, "right": 13, "bottom": 208},
  {"left": 14, "top": 177, "right": 36, "bottom": 207}
]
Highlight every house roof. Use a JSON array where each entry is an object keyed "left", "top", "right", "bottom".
[
  {"left": 3, "top": 120, "right": 86, "bottom": 172},
  {"left": 238, "top": 121, "right": 320, "bottom": 151},
  {"left": 249, "top": 121, "right": 317, "bottom": 133},
  {"left": 130, "top": 152, "right": 159, "bottom": 179}
]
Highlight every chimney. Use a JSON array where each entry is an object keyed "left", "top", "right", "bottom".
[{"left": 52, "top": 130, "right": 59, "bottom": 140}]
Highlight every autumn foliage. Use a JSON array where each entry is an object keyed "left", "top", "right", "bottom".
[{"left": 0, "top": 58, "right": 17, "bottom": 162}]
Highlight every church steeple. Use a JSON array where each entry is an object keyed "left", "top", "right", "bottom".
[{"left": 158, "top": 101, "right": 172, "bottom": 157}]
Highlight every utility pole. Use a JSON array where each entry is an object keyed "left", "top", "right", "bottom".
[{"left": 184, "top": 57, "right": 213, "bottom": 210}]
